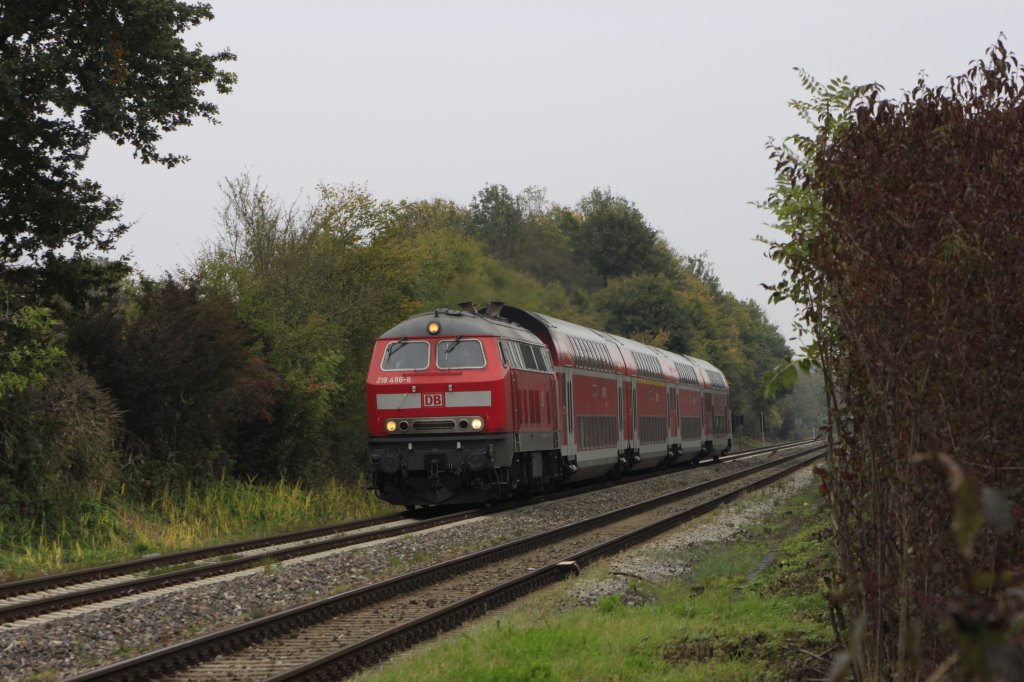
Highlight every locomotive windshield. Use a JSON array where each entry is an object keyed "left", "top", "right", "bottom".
[
  {"left": 381, "top": 340, "right": 429, "bottom": 370},
  {"left": 436, "top": 338, "right": 486, "bottom": 369}
]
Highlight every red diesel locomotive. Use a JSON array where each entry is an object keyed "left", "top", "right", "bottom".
[{"left": 366, "top": 302, "right": 731, "bottom": 507}]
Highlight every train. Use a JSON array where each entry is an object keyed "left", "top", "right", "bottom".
[{"left": 366, "top": 302, "right": 732, "bottom": 507}]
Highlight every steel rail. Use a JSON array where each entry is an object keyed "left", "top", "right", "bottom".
[
  {"left": 275, "top": 448, "right": 824, "bottom": 681},
  {"left": 0, "top": 440, "right": 811, "bottom": 625},
  {"left": 64, "top": 443, "right": 823, "bottom": 682},
  {"left": 0, "top": 513, "right": 407, "bottom": 600},
  {"left": 0, "top": 509, "right": 478, "bottom": 624},
  {"left": 1, "top": 439, "right": 805, "bottom": 601}
]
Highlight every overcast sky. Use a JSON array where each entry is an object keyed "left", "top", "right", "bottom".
[{"left": 84, "top": 1, "right": 1022, "bottom": 345}]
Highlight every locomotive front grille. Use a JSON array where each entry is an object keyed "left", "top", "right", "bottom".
[{"left": 412, "top": 419, "right": 457, "bottom": 431}]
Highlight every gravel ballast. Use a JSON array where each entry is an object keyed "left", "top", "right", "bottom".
[{"left": 0, "top": 451, "right": 813, "bottom": 680}]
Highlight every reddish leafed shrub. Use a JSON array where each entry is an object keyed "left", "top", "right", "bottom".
[{"left": 767, "top": 42, "right": 1024, "bottom": 679}]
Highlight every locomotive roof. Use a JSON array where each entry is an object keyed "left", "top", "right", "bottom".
[{"left": 378, "top": 309, "right": 543, "bottom": 344}]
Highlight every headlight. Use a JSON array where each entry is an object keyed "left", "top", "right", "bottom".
[
  {"left": 470, "top": 417, "right": 484, "bottom": 431},
  {"left": 427, "top": 321, "right": 440, "bottom": 335},
  {"left": 385, "top": 419, "right": 398, "bottom": 433}
]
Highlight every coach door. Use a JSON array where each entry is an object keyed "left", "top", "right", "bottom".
[
  {"left": 667, "top": 386, "right": 674, "bottom": 439},
  {"left": 618, "top": 382, "right": 626, "bottom": 440},
  {"left": 704, "top": 392, "right": 713, "bottom": 439}
]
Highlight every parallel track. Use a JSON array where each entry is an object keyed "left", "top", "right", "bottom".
[
  {"left": 65, "top": 443, "right": 824, "bottom": 681},
  {"left": 0, "top": 514, "right": 407, "bottom": 600},
  {"left": 0, "top": 440, "right": 814, "bottom": 627}
]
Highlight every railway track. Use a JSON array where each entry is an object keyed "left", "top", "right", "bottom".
[
  {"left": 64, "top": 442, "right": 824, "bottom": 681},
  {"left": 0, "top": 511, "right": 456, "bottom": 626},
  {"left": 0, "top": 440, "right": 811, "bottom": 629}
]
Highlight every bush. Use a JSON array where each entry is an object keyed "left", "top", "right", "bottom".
[
  {"left": 69, "top": 276, "right": 280, "bottom": 488},
  {"left": 1, "top": 290, "right": 121, "bottom": 524},
  {"left": 764, "top": 44, "right": 1024, "bottom": 679}
]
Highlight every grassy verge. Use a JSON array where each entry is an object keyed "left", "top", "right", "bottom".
[
  {"left": 359, "top": 476, "right": 836, "bottom": 681},
  {"left": 0, "top": 475, "right": 396, "bottom": 581}
]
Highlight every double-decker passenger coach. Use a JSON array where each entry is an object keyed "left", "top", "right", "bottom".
[{"left": 366, "top": 302, "right": 731, "bottom": 507}]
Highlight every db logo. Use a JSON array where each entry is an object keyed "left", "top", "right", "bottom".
[{"left": 423, "top": 393, "right": 444, "bottom": 408}]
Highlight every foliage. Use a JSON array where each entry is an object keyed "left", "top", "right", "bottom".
[
  {"left": 68, "top": 275, "right": 278, "bottom": 486},
  {"left": 595, "top": 272, "right": 700, "bottom": 350},
  {"left": 1, "top": 284, "right": 121, "bottom": 525},
  {"left": 197, "top": 176, "right": 420, "bottom": 479},
  {"left": 0, "top": 296, "right": 66, "bottom": 397},
  {"left": 467, "top": 183, "right": 524, "bottom": 256},
  {"left": 0, "top": 0, "right": 235, "bottom": 298},
  {"left": 569, "top": 188, "right": 678, "bottom": 284},
  {"left": 464, "top": 184, "right": 602, "bottom": 295},
  {"left": 761, "top": 42, "right": 1024, "bottom": 679}
]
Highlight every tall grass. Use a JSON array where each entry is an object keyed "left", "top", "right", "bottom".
[{"left": 0, "top": 475, "right": 395, "bottom": 580}]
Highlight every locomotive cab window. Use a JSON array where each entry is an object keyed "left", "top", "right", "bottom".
[
  {"left": 519, "top": 342, "right": 539, "bottom": 370},
  {"left": 381, "top": 340, "right": 429, "bottom": 370},
  {"left": 501, "top": 340, "right": 551, "bottom": 373},
  {"left": 436, "top": 338, "right": 486, "bottom": 369}
]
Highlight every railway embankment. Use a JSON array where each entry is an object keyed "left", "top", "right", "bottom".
[
  {"left": 0, "top": 450, "right": 822, "bottom": 680},
  {"left": 357, "top": 466, "right": 835, "bottom": 681}
]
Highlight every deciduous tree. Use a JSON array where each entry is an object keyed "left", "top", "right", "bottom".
[{"left": 0, "top": 0, "right": 235, "bottom": 297}]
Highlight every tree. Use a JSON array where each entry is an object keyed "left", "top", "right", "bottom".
[
  {"left": 570, "top": 189, "right": 676, "bottom": 283},
  {"left": 69, "top": 276, "right": 279, "bottom": 485},
  {"left": 595, "top": 273, "right": 697, "bottom": 349},
  {"left": 1, "top": 282, "right": 122, "bottom": 522},
  {"left": 197, "top": 177, "right": 420, "bottom": 479},
  {"left": 467, "top": 183, "right": 524, "bottom": 255},
  {"left": 680, "top": 251, "right": 723, "bottom": 298},
  {"left": 0, "top": 1, "right": 236, "bottom": 296}
]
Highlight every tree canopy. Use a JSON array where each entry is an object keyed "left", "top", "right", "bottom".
[{"left": 0, "top": 0, "right": 235, "bottom": 295}]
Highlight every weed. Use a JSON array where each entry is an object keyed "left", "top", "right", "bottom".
[
  {"left": 0, "top": 475, "right": 397, "bottom": 578},
  {"left": 259, "top": 556, "right": 277, "bottom": 576}
]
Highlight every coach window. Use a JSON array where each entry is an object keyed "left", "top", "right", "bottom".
[
  {"left": 437, "top": 338, "right": 486, "bottom": 369},
  {"left": 382, "top": 340, "right": 429, "bottom": 370}
]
